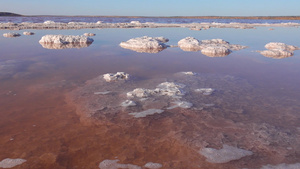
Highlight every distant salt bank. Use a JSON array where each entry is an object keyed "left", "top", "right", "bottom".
[
  {"left": 1, "top": 20, "right": 300, "bottom": 30},
  {"left": 3, "top": 32, "right": 21, "bottom": 38}
]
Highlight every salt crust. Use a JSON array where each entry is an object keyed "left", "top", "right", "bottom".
[
  {"left": 121, "top": 100, "right": 136, "bottom": 107},
  {"left": 195, "top": 88, "right": 215, "bottom": 95},
  {"left": 0, "top": 158, "right": 26, "bottom": 168},
  {"left": 99, "top": 160, "right": 162, "bottom": 169},
  {"left": 178, "top": 37, "right": 246, "bottom": 56},
  {"left": 119, "top": 36, "right": 169, "bottom": 53},
  {"left": 129, "top": 109, "right": 164, "bottom": 118},
  {"left": 144, "top": 162, "right": 163, "bottom": 169},
  {"left": 94, "top": 91, "right": 111, "bottom": 95},
  {"left": 167, "top": 101, "right": 193, "bottom": 109},
  {"left": 260, "top": 163, "right": 300, "bottom": 169},
  {"left": 181, "top": 71, "right": 197, "bottom": 75},
  {"left": 39, "top": 35, "right": 94, "bottom": 44},
  {"left": 23, "top": 31, "right": 34, "bottom": 35},
  {"left": 103, "top": 72, "right": 130, "bottom": 82},
  {"left": 3, "top": 32, "right": 21, "bottom": 37},
  {"left": 258, "top": 42, "right": 299, "bottom": 58},
  {"left": 83, "top": 33, "right": 96, "bottom": 36},
  {"left": 199, "top": 145, "right": 253, "bottom": 163}
]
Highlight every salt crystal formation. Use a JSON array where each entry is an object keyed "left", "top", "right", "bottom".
[
  {"left": 0, "top": 158, "right": 26, "bottom": 168},
  {"left": 99, "top": 159, "right": 141, "bottom": 169},
  {"left": 178, "top": 37, "right": 247, "bottom": 56},
  {"left": 83, "top": 33, "right": 96, "bottom": 36},
  {"left": 260, "top": 163, "right": 300, "bottom": 169},
  {"left": 120, "top": 36, "right": 169, "bottom": 53},
  {"left": 144, "top": 162, "right": 163, "bottom": 169},
  {"left": 103, "top": 72, "right": 130, "bottom": 82},
  {"left": 23, "top": 31, "right": 34, "bottom": 35},
  {"left": 199, "top": 145, "right": 253, "bottom": 163},
  {"left": 39, "top": 35, "right": 94, "bottom": 44},
  {"left": 258, "top": 42, "right": 299, "bottom": 59},
  {"left": 3, "top": 32, "right": 21, "bottom": 38}
]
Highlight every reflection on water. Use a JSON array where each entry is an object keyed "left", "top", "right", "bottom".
[
  {"left": 39, "top": 42, "right": 93, "bottom": 49},
  {"left": 0, "top": 27, "right": 300, "bottom": 169}
]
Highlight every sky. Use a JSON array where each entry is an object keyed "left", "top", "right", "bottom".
[{"left": 1, "top": 0, "right": 300, "bottom": 16}]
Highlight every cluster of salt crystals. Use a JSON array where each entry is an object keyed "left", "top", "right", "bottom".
[
  {"left": 119, "top": 36, "right": 169, "bottom": 53},
  {"left": 39, "top": 35, "right": 94, "bottom": 44},
  {"left": 103, "top": 72, "right": 130, "bottom": 82},
  {"left": 98, "top": 159, "right": 162, "bottom": 169},
  {"left": 258, "top": 42, "right": 299, "bottom": 59},
  {"left": 3, "top": 32, "right": 21, "bottom": 38},
  {"left": 178, "top": 37, "right": 247, "bottom": 57},
  {"left": 199, "top": 145, "right": 253, "bottom": 163},
  {"left": 0, "top": 158, "right": 26, "bottom": 168},
  {"left": 23, "top": 31, "right": 34, "bottom": 35},
  {"left": 260, "top": 163, "right": 300, "bottom": 169}
]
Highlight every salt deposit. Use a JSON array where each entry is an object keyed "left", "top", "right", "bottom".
[
  {"left": 94, "top": 91, "right": 111, "bottom": 95},
  {"left": 181, "top": 71, "right": 197, "bottom": 75},
  {"left": 23, "top": 31, "right": 34, "bottom": 35},
  {"left": 99, "top": 159, "right": 141, "bottom": 169},
  {"left": 129, "top": 109, "right": 164, "bottom": 118},
  {"left": 195, "top": 88, "right": 215, "bottom": 95},
  {"left": 201, "top": 46, "right": 231, "bottom": 57},
  {"left": 0, "top": 158, "right": 26, "bottom": 168},
  {"left": 121, "top": 100, "right": 136, "bottom": 107},
  {"left": 167, "top": 101, "right": 193, "bottom": 109},
  {"left": 83, "top": 33, "right": 96, "bottom": 36},
  {"left": 44, "top": 20, "right": 55, "bottom": 24},
  {"left": 119, "top": 36, "right": 169, "bottom": 53},
  {"left": 199, "top": 145, "right": 253, "bottom": 163},
  {"left": 144, "top": 162, "right": 163, "bottom": 169},
  {"left": 3, "top": 32, "right": 21, "bottom": 37},
  {"left": 265, "top": 42, "right": 299, "bottom": 51},
  {"left": 260, "top": 163, "right": 300, "bottom": 169},
  {"left": 178, "top": 37, "right": 202, "bottom": 51},
  {"left": 103, "top": 72, "right": 130, "bottom": 82},
  {"left": 39, "top": 35, "right": 94, "bottom": 44}
]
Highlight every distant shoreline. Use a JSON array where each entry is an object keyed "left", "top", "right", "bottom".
[{"left": 1, "top": 12, "right": 300, "bottom": 20}]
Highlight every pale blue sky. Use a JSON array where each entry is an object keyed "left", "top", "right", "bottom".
[{"left": 1, "top": 0, "right": 300, "bottom": 16}]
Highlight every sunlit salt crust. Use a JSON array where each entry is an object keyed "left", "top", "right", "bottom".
[
  {"left": 260, "top": 163, "right": 300, "bottom": 169},
  {"left": 103, "top": 72, "right": 130, "bottom": 82},
  {"left": 39, "top": 35, "right": 94, "bottom": 44},
  {"left": 121, "top": 100, "right": 136, "bottom": 107},
  {"left": 0, "top": 158, "right": 26, "bottom": 168},
  {"left": 178, "top": 37, "right": 247, "bottom": 56},
  {"left": 199, "top": 145, "right": 253, "bottom": 163},
  {"left": 23, "top": 31, "right": 34, "bottom": 35},
  {"left": 120, "top": 36, "right": 169, "bottom": 53},
  {"left": 257, "top": 42, "right": 299, "bottom": 59},
  {"left": 3, "top": 32, "right": 21, "bottom": 37},
  {"left": 1, "top": 21, "right": 300, "bottom": 30}
]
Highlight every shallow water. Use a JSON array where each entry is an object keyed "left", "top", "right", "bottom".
[{"left": 0, "top": 27, "right": 300, "bottom": 169}]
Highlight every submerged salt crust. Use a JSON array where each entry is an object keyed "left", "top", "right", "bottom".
[
  {"left": 119, "top": 36, "right": 169, "bottom": 53},
  {"left": 260, "top": 163, "right": 300, "bottom": 169},
  {"left": 0, "top": 158, "right": 26, "bottom": 168},
  {"left": 98, "top": 159, "right": 162, "bottom": 169},
  {"left": 199, "top": 145, "right": 253, "bottom": 163}
]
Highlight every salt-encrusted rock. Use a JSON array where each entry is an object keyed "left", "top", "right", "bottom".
[
  {"left": 129, "top": 109, "right": 164, "bottom": 118},
  {"left": 265, "top": 42, "right": 299, "bottom": 51},
  {"left": 23, "top": 31, "right": 34, "bottom": 35},
  {"left": 167, "top": 101, "right": 193, "bottom": 109},
  {"left": 44, "top": 20, "right": 55, "bottom": 24},
  {"left": 121, "top": 100, "right": 136, "bottom": 107},
  {"left": 258, "top": 49, "right": 293, "bottom": 59},
  {"left": 99, "top": 159, "right": 141, "bottom": 169},
  {"left": 120, "top": 36, "right": 169, "bottom": 53},
  {"left": 144, "top": 162, "right": 163, "bottom": 169},
  {"left": 3, "top": 32, "right": 21, "bottom": 38},
  {"left": 201, "top": 46, "right": 231, "bottom": 57},
  {"left": 39, "top": 35, "right": 94, "bottom": 44},
  {"left": 178, "top": 37, "right": 201, "bottom": 51},
  {"left": 83, "top": 33, "right": 96, "bottom": 36},
  {"left": 260, "top": 163, "right": 300, "bottom": 169},
  {"left": 103, "top": 72, "right": 130, "bottom": 82},
  {"left": 199, "top": 145, "right": 253, "bottom": 163},
  {"left": 40, "top": 42, "right": 92, "bottom": 49},
  {"left": 0, "top": 158, "right": 26, "bottom": 168},
  {"left": 195, "top": 88, "right": 215, "bottom": 95}
]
